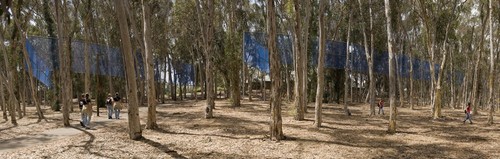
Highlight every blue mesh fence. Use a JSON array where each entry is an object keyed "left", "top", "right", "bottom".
[
  {"left": 26, "top": 36, "right": 192, "bottom": 87},
  {"left": 244, "top": 32, "right": 463, "bottom": 83}
]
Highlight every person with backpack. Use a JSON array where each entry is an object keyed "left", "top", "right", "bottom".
[
  {"left": 463, "top": 102, "right": 473, "bottom": 124},
  {"left": 378, "top": 99, "right": 385, "bottom": 115},
  {"left": 113, "top": 93, "right": 122, "bottom": 119},
  {"left": 106, "top": 93, "right": 114, "bottom": 119}
]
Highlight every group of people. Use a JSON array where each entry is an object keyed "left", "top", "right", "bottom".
[
  {"left": 106, "top": 93, "right": 122, "bottom": 119},
  {"left": 78, "top": 92, "right": 122, "bottom": 129}
]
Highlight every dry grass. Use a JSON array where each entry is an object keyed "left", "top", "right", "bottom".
[{"left": 1, "top": 99, "right": 499, "bottom": 158}]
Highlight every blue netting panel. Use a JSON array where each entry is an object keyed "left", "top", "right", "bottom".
[
  {"left": 244, "top": 32, "right": 293, "bottom": 74},
  {"left": 25, "top": 36, "right": 179, "bottom": 87},
  {"left": 244, "top": 32, "right": 464, "bottom": 83},
  {"left": 25, "top": 38, "right": 52, "bottom": 87}
]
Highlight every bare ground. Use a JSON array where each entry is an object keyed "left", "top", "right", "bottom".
[{"left": 0, "top": 99, "right": 499, "bottom": 159}]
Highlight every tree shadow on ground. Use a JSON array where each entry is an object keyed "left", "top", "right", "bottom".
[
  {"left": 154, "top": 126, "right": 267, "bottom": 141},
  {"left": 0, "top": 125, "right": 16, "bottom": 132},
  {"left": 63, "top": 126, "right": 121, "bottom": 159},
  {"left": 140, "top": 137, "right": 188, "bottom": 159},
  {"left": 185, "top": 150, "right": 274, "bottom": 159}
]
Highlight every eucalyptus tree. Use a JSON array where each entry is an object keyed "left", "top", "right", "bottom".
[
  {"left": 486, "top": 0, "right": 495, "bottom": 125},
  {"left": 384, "top": 0, "right": 397, "bottom": 133},
  {"left": 143, "top": 0, "right": 158, "bottom": 130},
  {"left": 292, "top": 0, "right": 311, "bottom": 121},
  {"left": 267, "top": 0, "right": 284, "bottom": 141},
  {"left": 196, "top": 0, "right": 216, "bottom": 118},
  {"left": 114, "top": 0, "right": 143, "bottom": 140},
  {"left": 314, "top": 0, "right": 327, "bottom": 128},
  {"left": 357, "top": 0, "right": 376, "bottom": 115},
  {"left": 55, "top": 0, "right": 71, "bottom": 126}
]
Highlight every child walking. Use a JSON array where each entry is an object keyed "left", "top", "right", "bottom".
[
  {"left": 463, "top": 102, "right": 473, "bottom": 124},
  {"left": 378, "top": 99, "right": 385, "bottom": 115}
]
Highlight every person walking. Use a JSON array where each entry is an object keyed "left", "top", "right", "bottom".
[
  {"left": 106, "top": 93, "right": 114, "bottom": 119},
  {"left": 79, "top": 94, "right": 87, "bottom": 127},
  {"left": 113, "top": 93, "right": 122, "bottom": 119},
  {"left": 378, "top": 99, "right": 385, "bottom": 115},
  {"left": 463, "top": 102, "right": 473, "bottom": 124}
]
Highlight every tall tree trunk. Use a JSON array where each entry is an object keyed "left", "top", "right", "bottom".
[
  {"left": 168, "top": 57, "right": 175, "bottom": 100},
  {"left": 450, "top": 41, "right": 457, "bottom": 109},
  {"left": 84, "top": 0, "right": 91, "bottom": 96},
  {"left": 358, "top": 0, "right": 375, "bottom": 115},
  {"left": 114, "top": 0, "right": 143, "bottom": 140},
  {"left": 227, "top": 0, "right": 240, "bottom": 108},
  {"left": 267, "top": 0, "right": 284, "bottom": 141},
  {"left": 247, "top": 66, "right": 253, "bottom": 101},
  {"left": 55, "top": 0, "right": 71, "bottom": 126},
  {"left": 314, "top": 0, "right": 327, "bottom": 128},
  {"left": 368, "top": 0, "right": 376, "bottom": 115},
  {"left": 162, "top": 57, "right": 167, "bottom": 103},
  {"left": 192, "top": 57, "right": 198, "bottom": 101},
  {"left": 301, "top": 0, "right": 311, "bottom": 114},
  {"left": 1, "top": 80, "right": 7, "bottom": 121},
  {"left": 487, "top": 0, "right": 495, "bottom": 125},
  {"left": 261, "top": 72, "right": 265, "bottom": 101},
  {"left": 0, "top": 74, "right": 17, "bottom": 124},
  {"left": 142, "top": 0, "right": 158, "bottom": 129},
  {"left": 344, "top": 11, "right": 352, "bottom": 116},
  {"left": 196, "top": 0, "right": 215, "bottom": 118},
  {"left": 293, "top": 0, "right": 305, "bottom": 120},
  {"left": 472, "top": 6, "right": 488, "bottom": 115},
  {"left": 433, "top": 24, "right": 450, "bottom": 119},
  {"left": 384, "top": 0, "right": 397, "bottom": 133},
  {"left": 409, "top": 33, "right": 414, "bottom": 110}
]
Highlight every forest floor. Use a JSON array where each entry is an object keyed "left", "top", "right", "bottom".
[{"left": 0, "top": 98, "right": 499, "bottom": 159}]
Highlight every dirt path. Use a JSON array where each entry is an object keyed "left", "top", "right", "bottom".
[{"left": 0, "top": 111, "right": 128, "bottom": 153}]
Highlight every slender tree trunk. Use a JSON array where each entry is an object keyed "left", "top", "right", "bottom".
[
  {"left": 409, "top": 35, "right": 414, "bottom": 110},
  {"left": 301, "top": 1, "right": 311, "bottom": 114},
  {"left": 395, "top": 53, "right": 404, "bottom": 107},
  {"left": 168, "top": 57, "right": 175, "bottom": 100},
  {"left": 142, "top": 0, "right": 158, "bottom": 129},
  {"left": 1, "top": 82, "right": 7, "bottom": 121},
  {"left": 84, "top": 2, "right": 91, "bottom": 96},
  {"left": 433, "top": 24, "right": 450, "bottom": 119},
  {"left": 344, "top": 11, "right": 352, "bottom": 116},
  {"left": 267, "top": 0, "right": 284, "bottom": 141},
  {"left": 0, "top": 74, "right": 17, "bottom": 124},
  {"left": 368, "top": 0, "right": 376, "bottom": 115},
  {"left": 196, "top": 0, "right": 215, "bottom": 118},
  {"left": 114, "top": 0, "right": 143, "bottom": 140},
  {"left": 162, "top": 57, "right": 167, "bottom": 103},
  {"left": 293, "top": 0, "right": 305, "bottom": 120},
  {"left": 487, "top": 0, "right": 495, "bottom": 125},
  {"left": 248, "top": 66, "right": 253, "bottom": 101},
  {"left": 227, "top": 0, "right": 240, "bottom": 107},
  {"left": 384, "top": 0, "right": 397, "bottom": 133},
  {"left": 192, "top": 57, "right": 198, "bottom": 101},
  {"left": 55, "top": 0, "right": 70, "bottom": 126},
  {"left": 314, "top": 0, "right": 327, "bottom": 128},
  {"left": 358, "top": 0, "right": 376, "bottom": 115},
  {"left": 450, "top": 41, "right": 457, "bottom": 109},
  {"left": 472, "top": 7, "right": 488, "bottom": 115}
]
